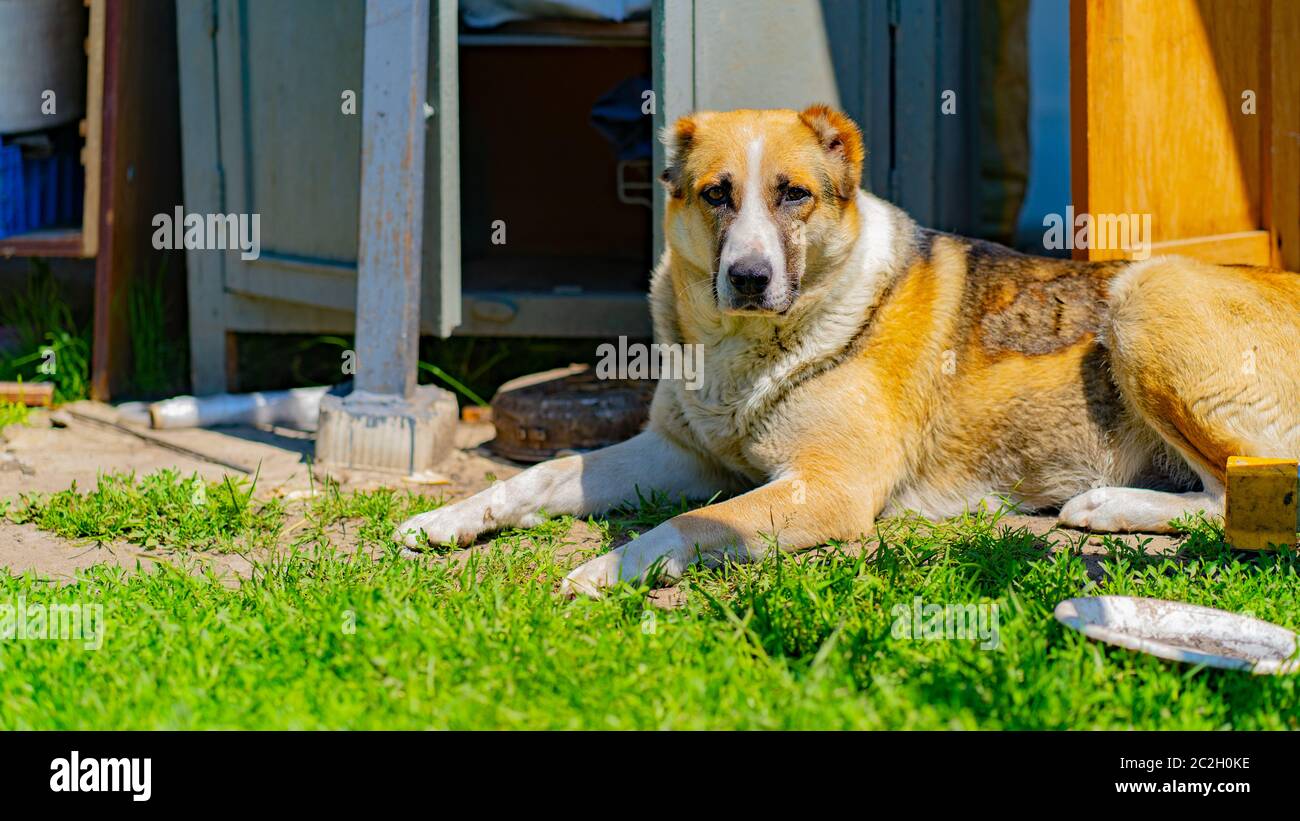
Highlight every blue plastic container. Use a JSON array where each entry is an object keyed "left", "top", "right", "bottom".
[
  {"left": 0, "top": 143, "right": 23, "bottom": 237},
  {"left": 0, "top": 143, "right": 83, "bottom": 239}
]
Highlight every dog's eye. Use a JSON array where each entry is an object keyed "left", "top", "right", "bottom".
[
  {"left": 700, "top": 185, "right": 729, "bottom": 207},
  {"left": 783, "top": 187, "right": 811, "bottom": 204}
]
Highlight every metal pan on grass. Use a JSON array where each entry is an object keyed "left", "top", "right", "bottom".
[{"left": 1054, "top": 596, "right": 1300, "bottom": 675}]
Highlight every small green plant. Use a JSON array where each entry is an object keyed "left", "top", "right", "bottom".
[
  {"left": 10, "top": 469, "right": 283, "bottom": 552},
  {"left": 416, "top": 360, "right": 488, "bottom": 407},
  {"left": 299, "top": 472, "right": 442, "bottom": 551},
  {"left": 0, "top": 260, "right": 91, "bottom": 403},
  {"left": 0, "top": 400, "right": 30, "bottom": 428},
  {"left": 126, "top": 255, "right": 187, "bottom": 397}
]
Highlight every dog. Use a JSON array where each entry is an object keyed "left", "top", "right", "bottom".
[{"left": 396, "top": 105, "right": 1300, "bottom": 596}]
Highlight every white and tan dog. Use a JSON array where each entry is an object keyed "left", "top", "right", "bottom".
[{"left": 397, "top": 106, "right": 1300, "bottom": 596}]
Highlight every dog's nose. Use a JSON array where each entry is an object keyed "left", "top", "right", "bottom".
[{"left": 727, "top": 256, "right": 772, "bottom": 297}]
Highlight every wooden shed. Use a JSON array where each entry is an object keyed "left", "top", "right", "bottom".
[{"left": 175, "top": 0, "right": 1300, "bottom": 395}]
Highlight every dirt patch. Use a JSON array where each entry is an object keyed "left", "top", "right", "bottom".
[
  {"left": 996, "top": 513, "right": 1183, "bottom": 581},
  {"left": 0, "top": 521, "right": 262, "bottom": 586},
  {"left": 0, "top": 521, "right": 153, "bottom": 581},
  {"left": 996, "top": 513, "right": 1181, "bottom": 553},
  {"left": 1, "top": 403, "right": 525, "bottom": 501}
]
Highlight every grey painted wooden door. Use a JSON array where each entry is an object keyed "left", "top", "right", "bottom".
[
  {"left": 215, "top": 0, "right": 366, "bottom": 315},
  {"left": 177, "top": 0, "right": 460, "bottom": 392}
]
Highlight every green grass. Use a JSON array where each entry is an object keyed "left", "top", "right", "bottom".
[
  {"left": 125, "top": 255, "right": 188, "bottom": 398},
  {"left": 9, "top": 470, "right": 285, "bottom": 552},
  {"left": 0, "top": 260, "right": 91, "bottom": 404},
  {"left": 0, "top": 400, "right": 30, "bottom": 429},
  {"left": 1, "top": 472, "right": 1298, "bottom": 729}
]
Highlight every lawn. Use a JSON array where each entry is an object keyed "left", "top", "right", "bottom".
[{"left": 1, "top": 470, "right": 1298, "bottom": 729}]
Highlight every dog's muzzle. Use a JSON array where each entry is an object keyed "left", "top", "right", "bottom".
[
  {"left": 720, "top": 253, "right": 793, "bottom": 313},
  {"left": 727, "top": 254, "right": 772, "bottom": 299}
]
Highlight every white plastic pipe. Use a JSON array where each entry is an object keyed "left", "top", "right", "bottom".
[{"left": 148, "top": 386, "right": 333, "bottom": 430}]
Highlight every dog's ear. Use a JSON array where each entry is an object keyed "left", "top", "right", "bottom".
[
  {"left": 799, "top": 104, "right": 864, "bottom": 198},
  {"left": 658, "top": 114, "right": 697, "bottom": 198}
]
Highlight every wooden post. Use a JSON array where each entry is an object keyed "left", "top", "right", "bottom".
[
  {"left": 315, "top": 0, "right": 456, "bottom": 474},
  {"left": 176, "top": 0, "right": 228, "bottom": 396},
  {"left": 92, "top": 0, "right": 185, "bottom": 399},
  {"left": 352, "top": 0, "right": 428, "bottom": 399}
]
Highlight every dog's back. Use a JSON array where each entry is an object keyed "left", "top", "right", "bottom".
[{"left": 879, "top": 229, "right": 1180, "bottom": 516}]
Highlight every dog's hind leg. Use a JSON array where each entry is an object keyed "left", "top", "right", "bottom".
[
  {"left": 1059, "top": 258, "right": 1300, "bottom": 533},
  {"left": 394, "top": 430, "right": 734, "bottom": 548}
]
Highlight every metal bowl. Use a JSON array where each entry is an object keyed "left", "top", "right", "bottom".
[{"left": 1054, "top": 596, "right": 1300, "bottom": 675}]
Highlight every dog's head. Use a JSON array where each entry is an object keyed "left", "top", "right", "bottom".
[{"left": 660, "top": 106, "right": 865, "bottom": 316}]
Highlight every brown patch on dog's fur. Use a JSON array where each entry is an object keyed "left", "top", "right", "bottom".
[
  {"left": 937, "top": 236, "right": 1120, "bottom": 357},
  {"left": 978, "top": 272, "right": 1107, "bottom": 355}
]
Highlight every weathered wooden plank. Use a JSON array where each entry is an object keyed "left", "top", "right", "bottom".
[
  {"left": 1269, "top": 0, "right": 1300, "bottom": 271},
  {"left": 223, "top": 254, "right": 359, "bottom": 312},
  {"left": 652, "top": 0, "right": 695, "bottom": 261},
  {"left": 458, "top": 292, "right": 651, "bottom": 337},
  {"left": 176, "top": 0, "right": 228, "bottom": 394},
  {"left": 92, "top": 0, "right": 184, "bottom": 399},
  {"left": 421, "top": 0, "right": 462, "bottom": 337},
  {"left": 82, "top": 0, "right": 106, "bottom": 258},
  {"left": 0, "top": 382, "right": 54, "bottom": 407},
  {"left": 223, "top": 291, "right": 652, "bottom": 339},
  {"left": 89, "top": 0, "right": 122, "bottom": 400},
  {"left": 893, "top": 0, "right": 938, "bottom": 223},
  {"left": 352, "top": 0, "right": 431, "bottom": 398},
  {"left": 223, "top": 292, "right": 356, "bottom": 335}
]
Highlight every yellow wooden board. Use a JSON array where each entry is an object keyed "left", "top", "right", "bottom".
[
  {"left": 1071, "top": 0, "right": 1299, "bottom": 268},
  {"left": 1224, "top": 456, "right": 1299, "bottom": 551}
]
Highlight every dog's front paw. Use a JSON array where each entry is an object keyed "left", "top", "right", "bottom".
[
  {"left": 559, "top": 552, "right": 624, "bottom": 599},
  {"left": 393, "top": 504, "right": 483, "bottom": 549},
  {"left": 1058, "top": 487, "right": 1131, "bottom": 531},
  {"left": 1058, "top": 487, "right": 1171, "bottom": 533}
]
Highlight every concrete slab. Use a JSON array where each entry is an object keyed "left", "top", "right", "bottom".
[{"left": 316, "top": 386, "right": 459, "bottom": 475}]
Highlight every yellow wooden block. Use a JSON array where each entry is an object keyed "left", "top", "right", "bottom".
[{"left": 1224, "top": 456, "right": 1299, "bottom": 551}]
